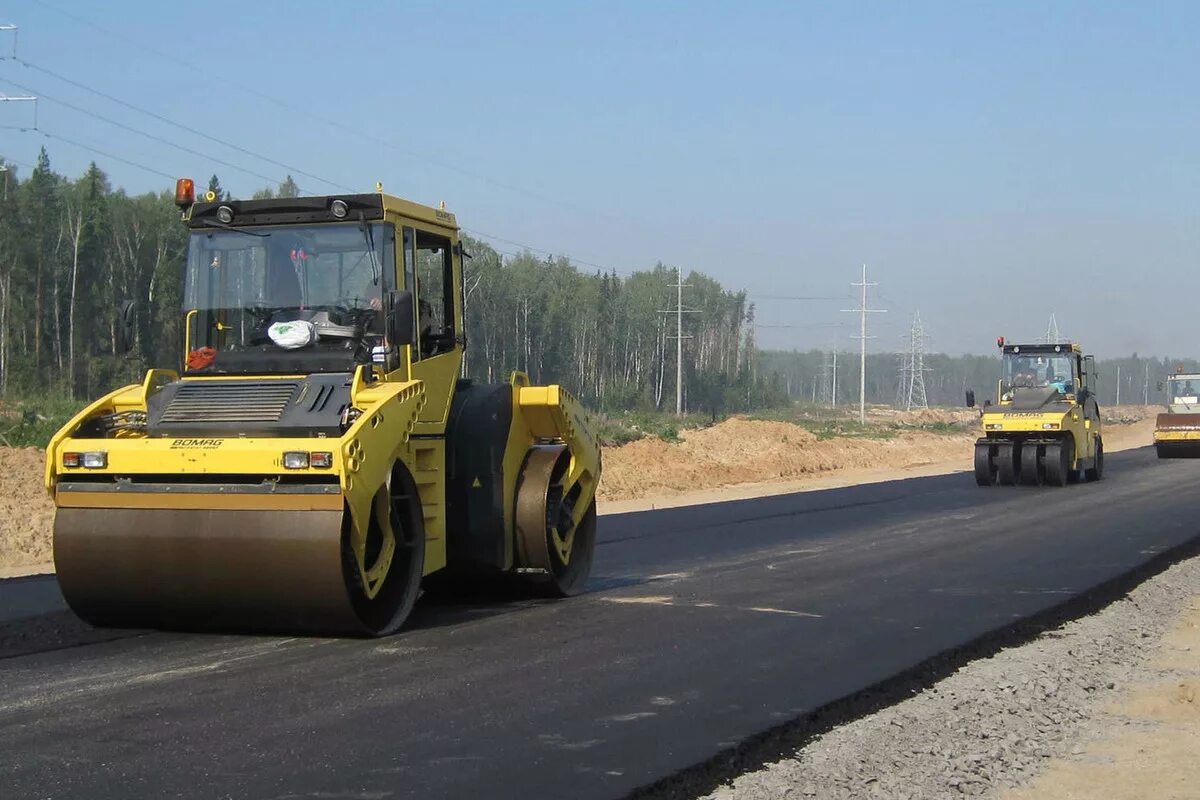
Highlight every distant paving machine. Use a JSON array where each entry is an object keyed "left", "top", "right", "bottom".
[
  {"left": 1153, "top": 371, "right": 1200, "bottom": 458},
  {"left": 43, "top": 180, "right": 601, "bottom": 636},
  {"left": 971, "top": 339, "right": 1103, "bottom": 487}
]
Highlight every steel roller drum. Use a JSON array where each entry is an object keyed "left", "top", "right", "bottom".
[{"left": 53, "top": 507, "right": 373, "bottom": 634}]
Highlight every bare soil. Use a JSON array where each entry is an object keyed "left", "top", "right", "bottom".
[
  {"left": 0, "top": 448, "right": 55, "bottom": 574},
  {"left": 600, "top": 406, "right": 1159, "bottom": 513}
]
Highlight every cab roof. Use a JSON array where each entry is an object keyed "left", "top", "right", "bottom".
[
  {"left": 187, "top": 192, "right": 458, "bottom": 232},
  {"left": 1001, "top": 343, "right": 1083, "bottom": 355}
]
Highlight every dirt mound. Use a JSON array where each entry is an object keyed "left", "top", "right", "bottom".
[
  {"left": 870, "top": 407, "right": 978, "bottom": 426},
  {"left": 0, "top": 448, "right": 55, "bottom": 570},
  {"left": 1103, "top": 404, "right": 1158, "bottom": 424},
  {"left": 598, "top": 416, "right": 974, "bottom": 502}
]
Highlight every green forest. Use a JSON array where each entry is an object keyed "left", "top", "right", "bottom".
[{"left": 0, "top": 151, "right": 1190, "bottom": 418}]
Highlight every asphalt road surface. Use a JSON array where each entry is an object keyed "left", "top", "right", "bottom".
[{"left": 2, "top": 447, "right": 1199, "bottom": 800}]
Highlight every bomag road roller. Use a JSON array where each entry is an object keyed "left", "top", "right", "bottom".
[
  {"left": 972, "top": 339, "right": 1103, "bottom": 487},
  {"left": 1153, "top": 370, "right": 1200, "bottom": 458},
  {"left": 43, "top": 179, "right": 601, "bottom": 636}
]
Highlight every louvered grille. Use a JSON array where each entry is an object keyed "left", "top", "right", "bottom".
[{"left": 159, "top": 382, "right": 298, "bottom": 424}]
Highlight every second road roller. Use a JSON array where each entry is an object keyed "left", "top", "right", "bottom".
[
  {"left": 44, "top": 180, "right": 601, "bottom": 636},
  {"left": 971, "top": 338, "right": 1104, "bottom": 487},
  {"left": 1153, "top": 370, "right": 1200, "bottom": 458}
]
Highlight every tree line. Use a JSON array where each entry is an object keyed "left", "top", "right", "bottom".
[
  {"left": 0, "top": 150, "right": 783, "bottom": 412},
  {"left": 0, "top": 151, "right": 1185, "bottom": 414},
  {"left": 759, "top": 349, "right": 1198, "bottom": 409}
]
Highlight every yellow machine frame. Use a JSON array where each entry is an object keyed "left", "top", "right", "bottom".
[
  {"left": 44, "top": 185, "right": 601, "bottom": 636},
  {"left": 973, "top": 341, "right": 1104, "bottom": 487}
]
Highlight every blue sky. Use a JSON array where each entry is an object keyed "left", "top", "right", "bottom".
[{"left": 1, "top": 1, "right": 1196, "bottom": 356}]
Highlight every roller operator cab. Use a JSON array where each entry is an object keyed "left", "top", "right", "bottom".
[
  {"left": 1153, "top": 371, "right": 1200, "bottom": 458},
  {"left": 972, "top": 340, "right": 1103, "bottom": 487},
  {"left": 43, "top": 180, "right": 602, "bottom": 636}
]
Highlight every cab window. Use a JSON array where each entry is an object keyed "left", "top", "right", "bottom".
[{"left": 415, "top": 229, "right": 455, "bottom": 358}]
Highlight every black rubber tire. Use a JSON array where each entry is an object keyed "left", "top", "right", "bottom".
[
  {"left": 1019, "top": 443, "right": 1043, "bottom": 486},
  {"left": 996, "top": 443, "right": 1019, "bottom": 486},
  {"left": 1085, "top": 437, "right": 1104, "bottom": 481},
  {"left": 974, "top": 443, "right": 996, "bottom": 486},
  {"left": 1044, "top": 439, "right": 1072, "bottom": 487}
]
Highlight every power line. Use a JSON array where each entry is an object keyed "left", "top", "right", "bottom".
[
  {"left": 10, "top": 58, "right": 352, "bottom": 192},
  {"left": 28, "top": 0, "right": 619, "bottom": 221},
  {"left": 0, "top": 23, "right": 16, "bottom": 59},
  {"left": 6, "top": 15, "right": 758, "bottom": 302},
  {"left": 12, "top": 58, "right": 647, "bottom": 278},
  {"left": 0, "top": 76, "right": 295, "bottom": 190},
  {"left": 7, "top": 14, "right": 754, "bottom": 303},
  {"left": 22, "top": 128, "right": 177, "bottom": 180},
  {"left": 749, "top": 294, "right": 847, "bottom": 301},
  {"left": 0, "top": 91, "right": 37, "bottom": 129},
  {"left": 462, "top": 228, "right": 633, "bottom": 276}
]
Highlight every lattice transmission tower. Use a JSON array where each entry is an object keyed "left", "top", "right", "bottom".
[
  {"left": 1038, "top": 313, "right": 1063, "bottom": 344},
  {"left": 896, "top": 311, "right": 930, "bottom": 411}
]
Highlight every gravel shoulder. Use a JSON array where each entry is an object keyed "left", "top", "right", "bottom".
[{"left": 696, "top": 545, "right": 1200, "bottom": 800}]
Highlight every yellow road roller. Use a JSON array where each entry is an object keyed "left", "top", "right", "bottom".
[
  {"left": 971, "top": 339, "right": 1103, "bottom": 487},
  {"left": 44, "top": 180, "right": 601, "bottom": 636},
  {"left": 1153, "top": 371, "right": 1200, "bottom": 458}
]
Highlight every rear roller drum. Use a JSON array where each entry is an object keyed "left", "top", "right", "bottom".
[
  {"left": 1019, "top": 443, "right": 1043, "bottom": 486},
  {"left": 996, "top": 443, "right": 1019, "bottom": 486},
  {"left": 974, "top": 443, "right": 997, "bottom": 486},
  {"left": 515, "top": 444, "right": 596, "bottom": 596}
]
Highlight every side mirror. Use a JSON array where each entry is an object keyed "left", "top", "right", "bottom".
[
  {"left": 1157, "top": 381, "right": 1164, "bottom": 392},
  {"left": 965, "top": 389, "right": 976, "bottom": 408},
  {"left": 116, "top": 300, "right": 136, "bottom": 354},
  {"left": 385, "top": 290, "right": 415, "bottom": 349}
]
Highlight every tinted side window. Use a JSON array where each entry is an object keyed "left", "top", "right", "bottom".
[{"left": 415, "top": 229, "right": 454, "bottom": 358}]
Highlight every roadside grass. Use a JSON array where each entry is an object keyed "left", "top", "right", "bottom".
[
  {"left": 593, "top": 411, "right": 716, "bottom": 446},
  {"left": 0, "top": 396, "right": 88, "bottom": 448}
]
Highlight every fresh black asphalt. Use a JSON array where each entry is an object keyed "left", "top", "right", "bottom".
[{"left": 1, "top": 447, "right": 1198, "bottom": 799}]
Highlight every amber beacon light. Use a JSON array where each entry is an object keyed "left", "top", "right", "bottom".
[{"left": 174, "top": 177, "right": 195, "bottom": 209}]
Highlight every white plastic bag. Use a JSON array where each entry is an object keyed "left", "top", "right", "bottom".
[{"left": 268, "top": 320, "right": 316, "bottom": 349}]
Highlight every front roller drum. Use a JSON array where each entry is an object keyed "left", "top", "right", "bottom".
[
  {"left": 515, "top": 444, "right": 596, "bottom": 596},
  {"left": 54, "top": 475, "right": 425, "bottom": 636}
]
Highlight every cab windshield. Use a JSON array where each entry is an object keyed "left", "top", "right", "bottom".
[
  {"left": 183, "top": 222, "right": 395, "bottom": 373},
  {"left": 1002, "top": 352, "right": 1076, "bottom": 396},
  {"left": 185, "top": 222, "right": 392, "bottom": 312},
  {"left": 1170, "top": 379, "right": 1199, "bottom": 404}
]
